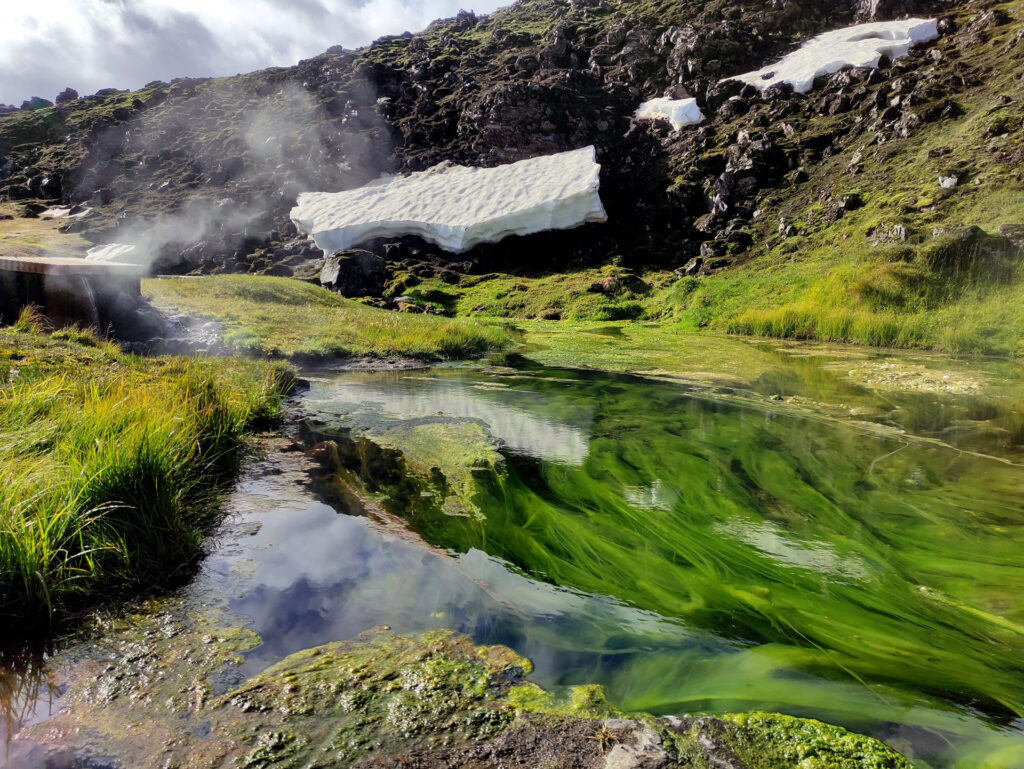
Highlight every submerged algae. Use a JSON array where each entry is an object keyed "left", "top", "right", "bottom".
[
  {"left": 17, "top": 607, "right": 911, "bottom": 769},
  {"left": 295, "top": 364, "right": 1024, "bottom": 743}
]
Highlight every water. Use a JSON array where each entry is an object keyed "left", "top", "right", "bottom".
[{"left": 6, "top": 344, "right": 1024, "bottom": 768}]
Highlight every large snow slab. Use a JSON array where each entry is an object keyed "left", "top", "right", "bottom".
[
  {"left": 635, "top": 97, "right": 704, "bottom": 130},
  {"left": 726, "top": 18, "right": 939, "bottom": 94},
  {"left": 290, "top": 146, "right": 607, "bottom": 254}
]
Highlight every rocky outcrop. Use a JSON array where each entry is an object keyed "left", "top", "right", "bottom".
[{"left": 0, "top": 0, "right": 981, "bottom": 285}]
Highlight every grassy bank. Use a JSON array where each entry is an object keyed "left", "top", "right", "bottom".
[
  {"left": 144, "top": 275, "right": 512, "bottom": 360},
  {"left": 0, "top": 316, "right": 294, "bottom": 635}
]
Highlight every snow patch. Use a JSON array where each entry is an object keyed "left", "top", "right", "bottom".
[
  {"left": 290, "top": 146, "right": 607, "bottom": 254},
  {"left": 85, "top": 243, "right": 140, "bottom": 264},
  {"left": 725, "top": 18, "right": 939, "bottom": 94},
  {"left": 635, "top": 97, "right": 704, "bottom": 130}
]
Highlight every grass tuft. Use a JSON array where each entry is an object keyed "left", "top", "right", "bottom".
[{"left": 0, "top": 326, "right": 293, "bottom": 636}]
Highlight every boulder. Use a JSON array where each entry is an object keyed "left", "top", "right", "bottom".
[
  {"left": 922, "top": 226, "right": 1021, "bottom": 280},
  {"left": 19, "top": 96, "right": 53, "bottom": 111},
  {"left": 320, "top": 250, "right": 387, "bottom": 296},
  {"left": 55, "top": 87, "right": 79, "bottom": 104}
]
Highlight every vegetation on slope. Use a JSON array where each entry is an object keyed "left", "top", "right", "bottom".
[
  {"left": 0, "top": 312, "right": 294, "bottom": 635},
  {"left": 384, "top": 0, "right": 1024, "bottom": 355},
  {"left": 144, "top": 274, "right": 511, "bottom": 359}
]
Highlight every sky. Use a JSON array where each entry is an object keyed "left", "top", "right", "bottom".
[{"left": 0, "top": 0, "right": 506, "bottom": 106}]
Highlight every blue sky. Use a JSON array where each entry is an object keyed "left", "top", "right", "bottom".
[{"left": 0, "top": 0, "right": 505, "bottom": 105}]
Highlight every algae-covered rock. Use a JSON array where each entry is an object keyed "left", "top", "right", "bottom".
[{"left": 19, "top": 613, "right": 912, "bottom": 769}]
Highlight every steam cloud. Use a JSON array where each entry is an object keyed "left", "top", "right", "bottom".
[{"left": 80, "top": 77, "right": 396, "bottom": 271}]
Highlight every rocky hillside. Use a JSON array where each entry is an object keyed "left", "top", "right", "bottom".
[{"left": 1, "top": 0, "right": 1022, "bottom": 347}]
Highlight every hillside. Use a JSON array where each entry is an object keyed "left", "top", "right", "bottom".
[{"left": 1, "top": 0, "right": 1022, "bottom": 350}]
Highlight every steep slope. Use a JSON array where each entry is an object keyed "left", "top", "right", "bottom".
[{"left": 2, "top": 0, "right": 1022, "bottom": 351}]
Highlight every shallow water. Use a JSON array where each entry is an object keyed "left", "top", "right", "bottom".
[{"left": 6, "top": 342, "right": 1024, "bottom": 768}]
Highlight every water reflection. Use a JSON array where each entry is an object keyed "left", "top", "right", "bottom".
[
  {"left": 295, "top": 365, "right": 1024, "bottom": 769},
  {"left": 303, "top": 375, "right": 592, "bottom": 465},
  {"left": 192, "top": 471, "right": 693, "bottom": 684},
  {"left": 0, "top": 653, "right": 56, "bottom": 769},
  {"left": 8, "top": 357, "right": 1024, "bottom": 769}
]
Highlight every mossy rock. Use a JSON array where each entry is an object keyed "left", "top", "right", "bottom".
[{"left": 21, "top": 613, "right": 913, "bottom": 768}]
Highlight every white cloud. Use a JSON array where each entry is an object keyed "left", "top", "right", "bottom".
[{"left": 0, "top": 0, "right": 507, "bottom": 105}]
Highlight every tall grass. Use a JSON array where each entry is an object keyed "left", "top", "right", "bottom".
[
  {"left": 0, "top": 330, "right": 294, "bottom": 636},
  {"left": 726, "top": 304, "right": 932, "bottom": 348}
]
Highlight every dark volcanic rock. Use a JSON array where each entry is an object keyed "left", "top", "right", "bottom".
[
  {"left": 321, "top": 249, "right": 387, "bottom": 296},
  {"left": 0, "top": 0, "right": 961, "bottom": 284},
  {"left": 55, "top": 87, "right": 79, "bottom": 104}
]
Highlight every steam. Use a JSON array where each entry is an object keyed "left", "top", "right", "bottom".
[{"left": 77, "top": 73, "right": 396, "bottom": 272}]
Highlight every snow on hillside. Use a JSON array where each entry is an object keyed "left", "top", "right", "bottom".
[
  {"left": 727, "top": 18, "right": 939, "bottom": 94},
  {"left": 85, "top": 243, "right": 139, "bottom": 264},
  {"left": 635, "top": 97, "right": 704, "bottom": 130},
  {"left": 290, "top": 147, "right": 607, "bottom": 255}
]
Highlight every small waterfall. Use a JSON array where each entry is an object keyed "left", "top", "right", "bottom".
[{"left": 76, "top": 276, "right": 101, "bottom": 331}]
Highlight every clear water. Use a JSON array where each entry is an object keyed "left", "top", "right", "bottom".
[{"left": 7, "top": 347, "right": 1024, "bottom": 768}]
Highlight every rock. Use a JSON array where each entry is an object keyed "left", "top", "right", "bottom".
[
  {"left": 320, "top": 249, "right": 387, "bottom": 296},
  {"left": 19, "top": 96, "right": 53, "bottom": 111},
  {"left": 922, "top": 226, "right": 1020, "bottom": 279},
  {"left": 681, "top": 256, "right": 703, "bottom": 276},
  {"left": 55, "top": 87, "right": 79, "bottom": 104},
  {"left": 870, "top": 223, "right": 909, "bottom": 245},
  {"left": 997, "top": 224, "right": 1024, "bottom": 251}
]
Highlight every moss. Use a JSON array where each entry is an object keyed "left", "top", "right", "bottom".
[
  {"left": 22, "top": 614, "right": 912, "bottom": 768},
  {"left": 717, "top": 712, "right": 914, "bottom": 769}
]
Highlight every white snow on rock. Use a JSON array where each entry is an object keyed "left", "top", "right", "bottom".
[
  {"left": 725, "top": 18, "right": 939, "bottom": 94},
  {"left": 635, "top": 97, "right": 704, "bottom": 130},
  {"left": 290, "top": 146, "right": 607, "bottom": 254},
  {"left": 85, "top": 243, "right": 140, "bottom": 264}
]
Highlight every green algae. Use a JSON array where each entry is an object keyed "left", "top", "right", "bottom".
[
  {"left": 369, "top": 421, "right": 504, "bottom": 519},
  {"left": 20, "top": 605, "right": 912, "bottom": 769},
  {"left": 298, "top": 361, "right": 1024, "bottom": 750},
  {"left": 683, "top": 712, "right": 913, "bottom": 769}
]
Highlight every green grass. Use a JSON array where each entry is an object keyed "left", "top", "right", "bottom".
[
  {"left": 397, "top": 265, "right": 666, "bottom": 322},
  {"left": 0, "top": 317, "right": 294, "bottom": 635},
  {"left": 396, "top": 1, "right": 1024, "bottom": 356},
  {"left": 655, "top": 2, "right": 1024, "bottom": 354},
  {"left": 144, "top": 275, "right": 512, "bottom": 360}
]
